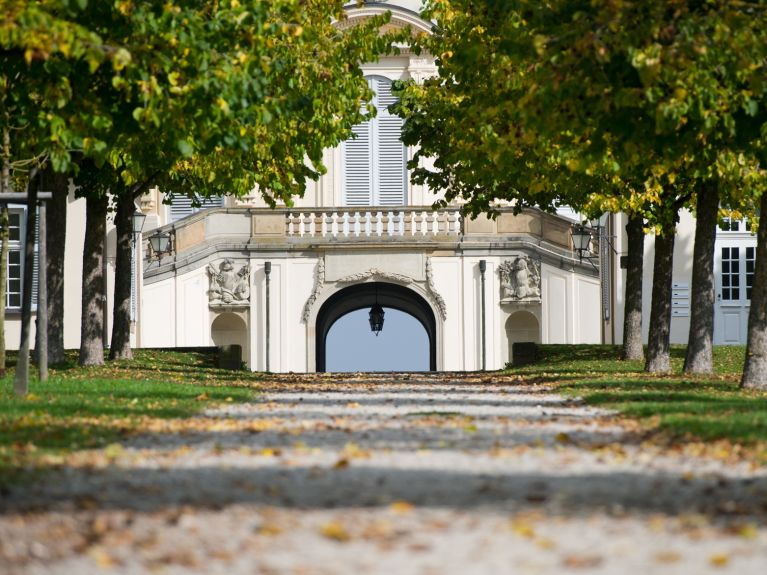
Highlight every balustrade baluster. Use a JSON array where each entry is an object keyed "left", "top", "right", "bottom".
[
  {"left": 376, "top": 211, "right": 383, "bottom": 236},
  {"left": 353, "top": 211, "right": 361, "bottom": 236},
  {"left": 331, "top": 212, "right": 339, "bottom": 237},
  {"left": 365, "top": 211, "right": 372, "bottom": 236},
  {"left": 287, "top": 213, "right": 295, "bottom": 236}
]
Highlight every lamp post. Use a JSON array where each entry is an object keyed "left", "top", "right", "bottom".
[
  {"left": 479, "top": 259, "right": 486, "bottom": 371},
  {"left": 131, "top": 208, "right": 147, "bottom": 242},
  {"left": 264, "top": 261, "right": 271, "bottom": 372},
  {"left": 131, "top": 208, "right": 146, "bottom": 347}
]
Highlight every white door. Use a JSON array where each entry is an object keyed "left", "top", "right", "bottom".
[{"left": 714, "top": 240, "right": 755, "bottom": 344}]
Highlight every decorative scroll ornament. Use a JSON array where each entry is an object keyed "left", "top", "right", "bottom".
[
  {"left": 207, "top": 259, "right": 250, "bottom": 305},
  {"left": 499, "top": 256, "right": 541, "bottom": 302},
  {"left": 337, "top": 268, "right": 414, "bottom": 285},
  {"left": 302, "top": 257, "right": 326, "bottom": 323},
  {"left": 425, "top": 258, "right": 447, "bottom": 320}
]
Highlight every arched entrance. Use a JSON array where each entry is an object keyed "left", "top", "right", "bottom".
[
  {"left": 316, "top": 282, "right": 437, "bottom": 372},
  {"left": 211, "top": 312, "right": 248, "bottom": 367},
  {"left": 505, "top": 310, "right": 540, "bottom": 363}
]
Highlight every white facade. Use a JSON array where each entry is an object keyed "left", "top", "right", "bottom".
[
  {"left": 609, "top": 211, "right": 757, "bottom": 347},
  {"left": 0, "top": 1, "right": 606, "bottom": 371}
]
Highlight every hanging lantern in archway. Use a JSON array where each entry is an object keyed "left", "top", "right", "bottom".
[{"left": 369, "top": 303, "right": 385, "bottom": 335}]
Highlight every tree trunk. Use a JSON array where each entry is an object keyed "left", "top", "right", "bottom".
[
  {"left": 79, "top": 194, "right": 107, "bottom": 366},
  {"left": 109, "top": 193, "right": 134, "bottom": 360},
  {"left": 36, "top": 170, "right": 68, "bottom": 365},
  {"left": 684, "top": 182, "right": 718, "bottom": 374},
  {"left": 0, "top": 127, "right": 9, "bottom": 378},
  {"left": 645, "top": 230, "right": 676, "bottom": 373},
  {"left": 741, "top": 191, "right": 767, "bottom": 389},
  {"left": 621, "top": 214, "right": 645, "bottom": 361},
  {"left": 14, "top": 171, "right": 37, "bottom": 396}
]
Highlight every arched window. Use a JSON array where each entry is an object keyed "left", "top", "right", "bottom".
[{"left": 343, "top": 76, "right": 407, "bottom": 206}]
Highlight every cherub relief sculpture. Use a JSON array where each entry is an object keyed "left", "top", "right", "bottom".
[
  {"left": 499, "top": 256, "right": 541, "bottom": 301},
  {"left": 207, "top": 259, "right": 250, "bottom": 305}
]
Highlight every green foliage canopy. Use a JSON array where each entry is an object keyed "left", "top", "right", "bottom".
[{"left": 394, "top": 0, "right": 767, "bottom": 228}]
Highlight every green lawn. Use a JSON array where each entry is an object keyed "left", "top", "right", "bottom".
[
  {"left": 0, "top": 349, "right": 258, "bottom": 485},
  {"left": 508, "top": 345, "right": 767, "bottom": 447}
]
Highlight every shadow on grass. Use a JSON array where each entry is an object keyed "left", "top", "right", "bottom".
[{"left": 0, "top": 349, "right": 260, "bottom": 486}]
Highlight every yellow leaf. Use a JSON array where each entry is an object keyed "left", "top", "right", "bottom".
[
  {"left": 389, "top": 501, "right": 414, "bottom": 514},
  {"left": 88, "top": 546, "right": 116, "bottom": 568},
  {"left": 709, "top": 553, "right": 729, "bottom": 567},
  {"left": 333, "top": 457, "right": 349, "bottom": 469},
  {"left": 320, "top": 521, "right": 351, "bottom": 542},
  {"left": 555, "top": 432, "right": 571, "bottom": 444},
  {"left": 510, "top": 519, "right": 536, "bottom": 539}
]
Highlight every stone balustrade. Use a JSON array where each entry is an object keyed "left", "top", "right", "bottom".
[{"left": 284, "top": 208, "right": 462, "bottom": 239}]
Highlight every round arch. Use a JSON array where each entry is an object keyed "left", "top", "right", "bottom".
[
  {"left": 315, "top": 282, "right": 437, "bottom": 372},
  {"left": 505, "top": 310, "right": 540, "bottom": 363},
  {"left": 211, "top": 312, "right": 248, "bottom": 366}
]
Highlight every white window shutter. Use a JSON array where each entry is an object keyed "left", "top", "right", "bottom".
[
  {"left": 344, "top": 122, "right": 373, "bottom": 206},
  {"left": 170, "top": 195, "right": 224, "bottom": 222},
  {"left": 343, "top": 76, "right": 407, "bottom": 207},
  {"left": 377, "top": 115, "right": 406, "bottom": 205}
]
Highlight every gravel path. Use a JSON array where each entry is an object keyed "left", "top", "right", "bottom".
[{"left": 2, "top": 372, "right": 767, "bottom": 574}]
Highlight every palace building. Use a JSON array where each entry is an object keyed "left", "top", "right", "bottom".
[{"left": 2, "top": 1, "right": 756, "bottom": 371}]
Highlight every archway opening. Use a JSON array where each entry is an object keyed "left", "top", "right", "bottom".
[
  {"left": 211, "top": 312, "right": 248, "bottom": 367},
  {"left": 316, "top": 282, "right": 437, "bottom": 372},
  {"left": 505, "top": 310, "right": 540, "bottom": 363}
]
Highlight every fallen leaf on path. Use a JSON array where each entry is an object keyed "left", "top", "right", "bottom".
[
  {"left": 320, "top": 521, "right": 351, "bottom": 542},
  {"left": 390, "top": 501, "right": 414, "bottom": 514},
  {"left": 562, "top": 554, "right": 603, "bottom": 569},
  {"left": 709, "top": 553, "right": 730, "bottom": 567}
]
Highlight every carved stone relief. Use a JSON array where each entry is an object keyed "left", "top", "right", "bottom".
[
  {"left": 337, "top": 268, "right": 414, "bottom": 285},
  {"left": 425, "top": 258, "right": 447, "bottom": 321},
  {"left": 302, "top": 258, "right": 326, "bottom": 322},
  {"left": 207, "top": 258, "right": 250, "bottom": 305},
  {"left": 499, "top": 256, "right": 541, "bottom": 302}
]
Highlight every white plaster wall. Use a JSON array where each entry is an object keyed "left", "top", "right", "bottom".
[
  {"left": 141, "top": 281, "right": 175, "bottom": 347},
  {"left": 460, "top": 258, "right": 500, "bottom": 370},
  {"left": 431, "top": 257, "right": 463, "bottom": 371},
  {"left": 574, "top": 276, "right": 602, "bottom": 343},
  {"left": 250, "top": 260, "right": 284, "bottom": 372},
  {"left": 285, "top": 259, "right": 316, "bottom": 372},
  {"left": 541, "top": 264, "right": 572, "bottom": 344},
  {"left": 176, "top": 268, "right": 210, "bottom": 346}
]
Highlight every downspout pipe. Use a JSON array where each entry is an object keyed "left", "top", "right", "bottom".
[
  {"left": 264, "top": 261, "right": 271, "bottom": 372},
  {"left": 479, "top": 259, "right": 486, "bottom": 371}
]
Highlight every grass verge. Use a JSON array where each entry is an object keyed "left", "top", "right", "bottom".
[
  {"left": 0, "top": 349, "right": 258, "bottom": 486},
  {"left": 507, "top": 344, "right": 767, "bottom": 449}
]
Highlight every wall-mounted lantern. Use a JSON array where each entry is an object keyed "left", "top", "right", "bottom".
[
  {"left": 571, "top": 225, "right": 593, "bottom": 261},
  {"left": 148, "top": 232, "right": 172, "bottom": 260}
]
